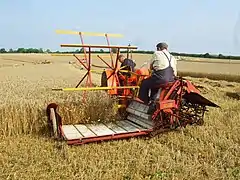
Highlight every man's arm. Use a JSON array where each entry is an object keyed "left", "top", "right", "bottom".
[
  {"left": 171, "top": 55, "right": 177, "bottom": 76},
  {"left": 149, "top": 62, "right": 153, "bottom": 70},
  {"left": 149, "top": 52, "right": 157, "bottom": 70}
]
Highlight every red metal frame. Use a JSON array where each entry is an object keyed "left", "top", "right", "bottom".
[
  {"left": 55, "top": 113, "right": 153, "bottom": 145},
  {"left": 72, "top": 32, "right": 124, "bottom": 89},
  {"left": 56, "top": 30, "right": 139, "bottom": 103},
  {"left": 65, "top": 129, "right": 152, "bottom": 145},
  {"left": 68, "top": 33, "right": 136, "bottom": 103},
  {"left": 151, "top": 79, "right": 183, "bottom": 120},
  {"left": 151, "top": 78, "right": 204, "bottom": 125},
  {"left": 105, "top": 33, "right": 114, "bottom": 67},
  {"left": 74, "top": 33, "right": 92, "bottom": 88}
]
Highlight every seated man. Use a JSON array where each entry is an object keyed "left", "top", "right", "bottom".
[
  {"left": 117, "top": 54, "right": 136, "bottom": 86},
  {"left": 118, "top": 54, "right": 136, "bottom": 72},
  {"left": 136, "top": 42, "right": 177, "bottom": 104}
]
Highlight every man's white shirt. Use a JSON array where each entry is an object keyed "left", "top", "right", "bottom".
[{"left": 149, "top": 49, "right": 177, "bottom": 76}]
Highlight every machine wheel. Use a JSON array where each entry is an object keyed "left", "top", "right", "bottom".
[
  {"left": 46, "top": 103, "right": 62, "bottom": 139},
  {"left": 101, "top": 71, "right": 108, "bottom": 87},
  {"left": 50, "top": 108, "right": 58, "bottom": 138}
]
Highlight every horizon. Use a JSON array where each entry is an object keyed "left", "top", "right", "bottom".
[
  {"left": 1, "top": 0, "right": 240, "bottom": 56},
  {"left": 2, "top": 48, "right": 240, "bottom": 58}
]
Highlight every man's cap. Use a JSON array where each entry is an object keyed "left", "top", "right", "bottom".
[{"left": 156, "top": 42, "right": 168, "bottom": 49}]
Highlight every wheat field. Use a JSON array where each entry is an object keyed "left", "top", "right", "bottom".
[{"left": 0, "top": 54, "right": 239, "bottom": 180}]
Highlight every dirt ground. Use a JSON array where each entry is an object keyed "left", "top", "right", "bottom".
[{"left": 0, "top": 53, "right": 240, "bottom": 76}]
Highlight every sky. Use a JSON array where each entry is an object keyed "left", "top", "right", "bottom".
[{"left": 1, "top": 0, "right": 240, "bottom": 55}]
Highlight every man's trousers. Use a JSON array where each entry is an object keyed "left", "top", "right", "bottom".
[{"left": 138, "top": 75, "right": 167, "bottom": 104}]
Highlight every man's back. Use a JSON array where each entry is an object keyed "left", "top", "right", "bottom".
[
  {"left": 120, "top": 58, "right": 136, "bottom": 72},
  {"left": 150, "top": 49, "right": 177, "bottom": 76}
]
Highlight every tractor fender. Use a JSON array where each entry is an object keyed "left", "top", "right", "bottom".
[
  {"left": 135, "top": 67, "right": 150, "bottom": 77},
  {"left": 133, "top": 67, "right": 150, "bottom": 85}
]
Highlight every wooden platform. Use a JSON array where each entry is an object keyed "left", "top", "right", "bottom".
[
  {"left": 62, "top": 118, "right": 153, "bottom": 141},
  {"left": 60, "top": 101, "right": 153, "bottom": 145}
]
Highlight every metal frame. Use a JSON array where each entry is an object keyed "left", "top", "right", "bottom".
[
  {"left": 66, "top": 130, "right": 152, "bottom": 145},
  {"left": 47, "top": 76, "right": 220, "bottom": 145},
  {"left": 55, "top": 30, "right": 138, "bottom": 90},
  {"left": 47, "top": 31, "right": 220, "bottom": 145},
  {"left": 49, "top": 105, "right": 154, "bottom": 146}
]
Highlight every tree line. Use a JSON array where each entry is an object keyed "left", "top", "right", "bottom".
[
  {"left": 1, "top": 47, "right": 240, "bottom": 60},
  {"left": 0, "top": 48, "right": 51, "bottom": 53}
]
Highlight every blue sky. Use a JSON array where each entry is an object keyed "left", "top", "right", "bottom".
[{"left": 1, "top": 0, "right": 240, "bottom": 55}]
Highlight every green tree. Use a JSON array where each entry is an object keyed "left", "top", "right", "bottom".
[
  {"left": 8, "top": 48, "right": 14, "bottom": 53},
  {"left": 17, "top": 48, "right": 26, "bottom": 53},
  {"left": 218, "top": 54, "right": 224, "bottom": 59},
  {"left": 45, "top": 49, "right": 51, "bottom": 53},
  {"left": 25, "top": 48, "right": 33, "bottom": 53},
  {"left": 75, "top": 49, "right": 80, "bottom": 53},
  {"left": 0, "top": 48, "right": 7, "bottom": 53},
  {"left": 203, "top": 53, "right": 210, "bottom": 58},
  {"left": 80, "top": 48, "right": 84, "bottom": 53},
  {"left": 111, "top": 48, "right": 117, "bottom": 53}
]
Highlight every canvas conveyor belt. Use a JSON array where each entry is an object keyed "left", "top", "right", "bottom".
[{"left": 61, "top": 101, "right": 153, "bottom": 145}]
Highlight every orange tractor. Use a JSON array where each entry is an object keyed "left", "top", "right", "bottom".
[{"left": 47, "top": 30, "right": 219, "bottom": 145}]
